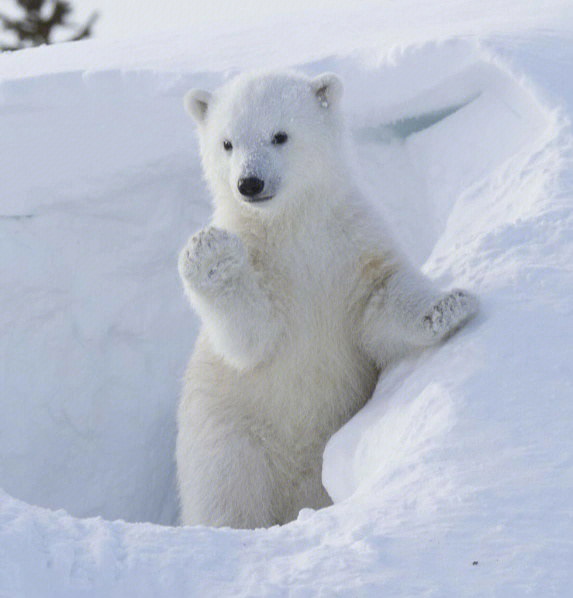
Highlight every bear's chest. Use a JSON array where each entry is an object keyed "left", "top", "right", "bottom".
[{"left": 268, "top": 243, "right": 358, "bottom": 338}]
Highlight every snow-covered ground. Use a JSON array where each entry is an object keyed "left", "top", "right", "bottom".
[{"left": 1, "top": 2, "right": 572, "bottom": 596}]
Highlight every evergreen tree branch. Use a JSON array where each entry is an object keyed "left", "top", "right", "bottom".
[{"left": 1, "top": 0, "right": 98, "bottom": 51}]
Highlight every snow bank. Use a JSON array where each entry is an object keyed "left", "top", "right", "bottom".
[{"left": 1, "top": 12, "right": 572, "bottom": 597}]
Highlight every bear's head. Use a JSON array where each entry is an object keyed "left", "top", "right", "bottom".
[{"left": 184, "top": 70, "right": 345, "bottom": 221}]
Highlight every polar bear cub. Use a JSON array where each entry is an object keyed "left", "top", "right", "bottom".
[{"left": 177, "top": 70, "right": 478, "bottom": 529}]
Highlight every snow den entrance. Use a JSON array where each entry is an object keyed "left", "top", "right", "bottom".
[{"left": 0, "top": 41, "right": 557, "bottom": 533}]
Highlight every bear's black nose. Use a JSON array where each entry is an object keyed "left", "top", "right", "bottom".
[{"left": 238, "top": 177, "right": 265, "bottom": 197}]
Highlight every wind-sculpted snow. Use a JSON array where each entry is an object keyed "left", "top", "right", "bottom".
[{"left": 1, "top": 27, "right": 572, "bottom": 597}]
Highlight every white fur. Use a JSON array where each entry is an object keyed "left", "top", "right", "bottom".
[{"left": 177, "top": 70, "right": 478, "bottom": 529}]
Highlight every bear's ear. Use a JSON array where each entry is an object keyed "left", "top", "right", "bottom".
[
  {"left": 183, "top": 89, "right": 213, "bottom": 124},
  {"left": 310, "top": 73, "right": 343, "bottom": 110}
]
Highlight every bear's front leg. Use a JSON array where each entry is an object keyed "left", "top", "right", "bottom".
[
  {"left": 360, "top": 266, "right": 478, "bottom": 363},
  {"left": 179, "top": 226, "right": 281, "bottom": 370}
]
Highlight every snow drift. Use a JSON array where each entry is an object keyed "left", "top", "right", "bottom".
[{"left": 1, "top": 9, "right": 572, "bottom": 596}]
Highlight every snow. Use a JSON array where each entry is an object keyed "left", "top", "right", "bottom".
[{"left": 1, "top": 2, "right": 573, "bottom": 596}]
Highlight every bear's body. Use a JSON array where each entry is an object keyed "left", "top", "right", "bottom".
[{"left": 177, "top": 71, "right": 478, "bottom": 528}]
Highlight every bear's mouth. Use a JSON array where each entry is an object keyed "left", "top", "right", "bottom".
[{"left": 244, "top": 195, "right": 274, "bottom": 203}]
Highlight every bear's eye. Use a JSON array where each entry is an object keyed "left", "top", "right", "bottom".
[
  {"left": 272, "top": 131, "right": 288, "bottom": 145},
  {"left": 223, "top": 140, "right": 233, "bottom": 151}
]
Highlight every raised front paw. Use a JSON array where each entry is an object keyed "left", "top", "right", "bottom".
[
  {"left": 422, "top": 289, "right": 479, "bottom": 342},
  {"left": 178, "top": 226, "right": 245, "bottom": 291}
]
